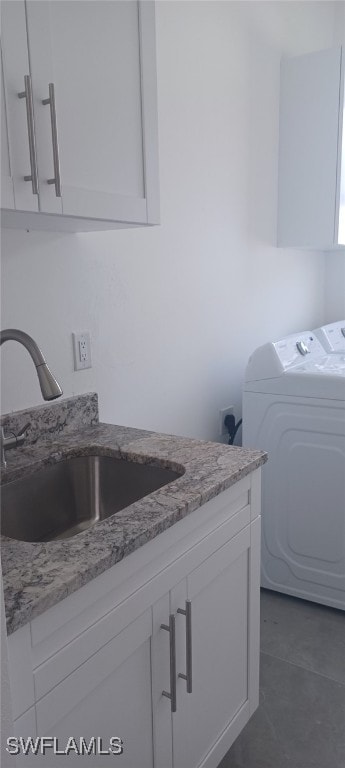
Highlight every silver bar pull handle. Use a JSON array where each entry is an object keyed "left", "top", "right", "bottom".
[
  {"left": 42, "top": 83, "right": 61, "bottom": 197},
  {"left": 161, "top": 614, "right": 177, "bottom": 713},
  {"left": 177, "top": 600, "right": 192, "bottom": 693},
  {"left": 18, "top": 75, "right": 39, "bottom": 195}
]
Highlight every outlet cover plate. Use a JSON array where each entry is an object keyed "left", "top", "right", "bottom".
[{"left": 72, "top": 332, "right": 92, "bottom": 371}]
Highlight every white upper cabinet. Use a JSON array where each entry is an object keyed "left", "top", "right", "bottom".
[
  {"left": 339, "top": 68, "right": 345, "bottom": 246},
  {"left": 1, "top": 1, "right": 39, "bottom": 213},
  {"left": 278, "top": 46, "right": 345, "bottom": 250},
  {"left": 1, "top": 0, "right": 159, "bottom": 232},
  {"left": 1, "top": 45, "right": 14, "bottom": 209}
]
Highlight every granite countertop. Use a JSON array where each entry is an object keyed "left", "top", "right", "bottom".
[{"left": 1, "top": 394, "right": 267, "bottom": 635}]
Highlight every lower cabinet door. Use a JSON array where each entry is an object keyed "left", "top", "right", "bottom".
[
  {"left": 12, "top": 708, "right": 37, "bottom": 766},
  {"left": 171, "top": 526, "right": 253, "bottom": 768},
  {"left": 33, "top": 608, "right": 157, "bottom": 768}
]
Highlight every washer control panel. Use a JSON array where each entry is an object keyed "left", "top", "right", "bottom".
[
  {"left": 245, "top": 331, "right": 327, "bottom": 382},
  {"left": 313, "top": 321, "right": 345, "bottom": 352},
  {"left": 273, "top": 332, "right": 325, "bottom": 370}
]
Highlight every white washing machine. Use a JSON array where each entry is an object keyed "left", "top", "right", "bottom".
[
  {"left": 243, "top": 330, "right": 345, "bottom": 610},
  {"left": 313, "top": 320, "right": 345, "bottom": 353}
]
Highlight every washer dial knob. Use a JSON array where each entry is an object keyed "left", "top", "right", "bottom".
[{"left": 296, "top": 340, "right": 310, "bottom": 356}]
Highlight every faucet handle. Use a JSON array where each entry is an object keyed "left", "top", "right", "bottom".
[
  {"left": 0, "top": 422, "right": 30, "bottom": 468},
  {"left": 16, "top": 422, "right": 31, "bottom": 440}
]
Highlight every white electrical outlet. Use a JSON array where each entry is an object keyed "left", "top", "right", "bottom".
[
  {"left": 219, "top": 406, "right": 234, "bottom": 436},
  {"left": 72, "top": 332, "right": 92, "bottom": 371}
]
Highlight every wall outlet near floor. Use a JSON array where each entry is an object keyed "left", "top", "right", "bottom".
[
  {"left": 72, "top": 331, "right": 92, "bottom": 370},
  {"left": 219, "top": 406, "right": 234, "bottom": 436}
]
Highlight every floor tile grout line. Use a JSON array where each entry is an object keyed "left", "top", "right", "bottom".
[{"left": 260, "top": 650, "right": 345, "bottom": 687}]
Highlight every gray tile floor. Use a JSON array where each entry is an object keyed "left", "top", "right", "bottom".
[{"left": 219, "top": 589, "right": 345, "bottom": 768}]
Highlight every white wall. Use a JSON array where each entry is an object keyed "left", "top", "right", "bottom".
[
  {"left": 1, "top": 2, "right": 337, "bottom": 440},
  {"left": 333, "top": 0, "right": 345, "bottom": 44},
  {"left": 323, "top": 0, "right": 345, "bottom": 323},
  {"left": 325, "top": 252, "right": 345, "bottom": 321}
]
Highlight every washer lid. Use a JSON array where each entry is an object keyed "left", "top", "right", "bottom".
[
  {"left": 293, "top": 355, "right": 345, "bottom": 376},
  {"left": 244, "top": 368, "right": 345, "bottom": 400}
]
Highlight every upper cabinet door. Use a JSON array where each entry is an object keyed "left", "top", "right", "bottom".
[
  {"left": 336, "top": 71, "right": 345, "bottom": 246},
  {"left": 278, "top": 46, "right": 344, "bottom": 250},
  {"left": 1, "top": 43, "right": 14, "bottom": 209},
  {"left": 25, "top": 0, "right": 159, "bottom": 225},
  {"left": 1, "top": 1, "right": 39, "bottom": 212}
]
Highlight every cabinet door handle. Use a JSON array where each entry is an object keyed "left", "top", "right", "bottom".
[
  {"left": 42, "top": 83, "right": 61, "bottom": 197},
  {"left": 177, "top": 600, "right": 192, "bottom": 693},
  {"left": 161, "top": 614, "right": 177, "bottom": 712},
  {"left": 18, "top": 75, "right": 39, "bottom": 195}
]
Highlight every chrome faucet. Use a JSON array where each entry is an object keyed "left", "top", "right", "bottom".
[{"left": 0, "top": 329, "right": 63, "bottom": 467}]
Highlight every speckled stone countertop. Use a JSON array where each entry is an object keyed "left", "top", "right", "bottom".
[{"left": 1, "top": 394, "right": 267, "bottom": 635}]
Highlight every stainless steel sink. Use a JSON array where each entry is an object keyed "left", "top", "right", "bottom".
[{"left": 1, "top": 455, "right": 182, "bottom": 542}]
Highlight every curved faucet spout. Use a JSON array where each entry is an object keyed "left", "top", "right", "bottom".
[{"left": 0, "top": 328, "right": 63, "bottom": 401}]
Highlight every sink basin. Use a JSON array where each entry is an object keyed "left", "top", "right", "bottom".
[{"left": 1, "top": 455, "right": 182, "bottom": 542}]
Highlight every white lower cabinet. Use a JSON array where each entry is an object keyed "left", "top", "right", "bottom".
[
  {"left": 35, "top": 610, "right": 155, "bottom": 767},
  {"left": 171, "top": 527, "right": 254, "bottom": 768},
  {"left": 8, "top": 472, "right": 261, "bottom": 768}
]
